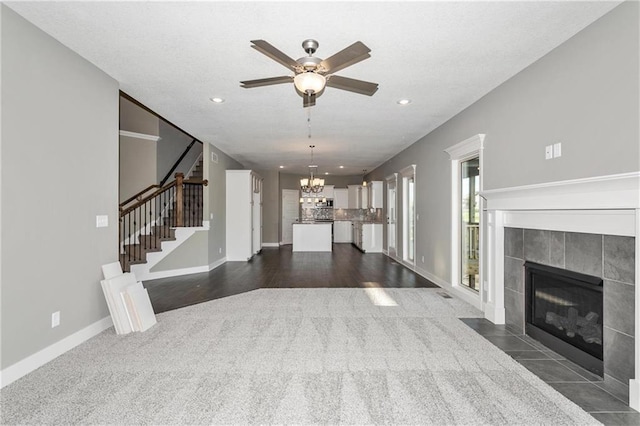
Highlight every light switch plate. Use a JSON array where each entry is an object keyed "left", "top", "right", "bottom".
[
  {"left": 545, "top": 145, "right": 553, "bottom": 160},
  {"left": 553, "top": 142, "right": 562, "bottom": 158},
  {"left": 96, "top": 215, "right": 108, "bottom": 228},
  {"left": 51, "top": 311, "right": 60, "bottom": 328}
]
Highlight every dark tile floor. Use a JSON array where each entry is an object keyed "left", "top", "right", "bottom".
[{"left": 461, "top": 318, "right": 640, "bottom": 426}]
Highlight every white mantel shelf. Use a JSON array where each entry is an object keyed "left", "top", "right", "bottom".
[
  {"left": 480, "top": 171, "right": 640, "bottom": 410},
  {"left": 481, "top": 172, "right": 640, "bottom": 211}
]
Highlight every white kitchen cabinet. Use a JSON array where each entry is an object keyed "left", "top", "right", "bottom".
[
  {"left": 360, "top": 186, "right": 368, "bottom": 209},
  {"left": 334, "top": 220, "right": 352, "bottom": 243},
  {"left": 362, "top": 223, "right": 383, "bottom": 252},
  {"left": 322, "top": 185, "right": 334, "bottom": 199},
  {"left": 368, "top": 181, "right": 383, "bottom": 209},
  {"left": 352, "top": 222, "right": 382, "bottom": 253},
  {"left": 226, "top": 170, "right": 262, "bottom": 261},
  {"left": 347, "top": 185, "right": 361, "bottom": 208},
  {"left": 333, "top": 188, "right": 348, "bottom": 209}
]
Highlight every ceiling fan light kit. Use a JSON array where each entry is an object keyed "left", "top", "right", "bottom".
[
  {"left": 241, "top": 38, "right": 378, "bottom": 108},
  {"left": 294, "top": 72, "right": 326, "bottom": 94}
]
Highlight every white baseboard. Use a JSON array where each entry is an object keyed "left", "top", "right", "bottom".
[
  {"left": 262, "top": 243, "right": 279, "bottom": 248},
  {"left": 630, "top": 379, "right": 640, "bottom": 411},
  {"left": 413, "top": 265, "right": 482, "bottom": 310},
  {"left": 141, "top": 257, "right": 228, "bottom": 281},
  {"left": 208, "top": 257, "right": 227, "bottom": 271},
  {"left": 0, "top": 316, "right": 113, "bottom": 389},
  {"left": 141, "top": 264, "right": 210, "bottom": 280},
  {"left": 484, "top": 302, "right": 506, "bottom": 325}
]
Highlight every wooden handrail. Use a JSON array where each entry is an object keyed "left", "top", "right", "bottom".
[
  {"left": 119, "top": 176, "right": 208, "bottom": 217},
  {"left": 119, "top": 184, "right": 161, "bottom": 208},
  {"left": 120, "top": 181, "right": 176, "bottom": 216}
]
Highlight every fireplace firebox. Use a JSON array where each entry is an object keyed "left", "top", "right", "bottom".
[{"left": 524, "top": 261, "right": 603, "bottom": 376}]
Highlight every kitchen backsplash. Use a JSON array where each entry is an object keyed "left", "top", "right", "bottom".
[{"left": 301, "top": 207, "right": 383, "bottom": 222}]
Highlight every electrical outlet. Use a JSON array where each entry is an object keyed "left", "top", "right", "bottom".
[
  {"left": 210, "top": 213, "right": 214, "bottom": 220},
  {"left": 219, "top": 247, "right": 222, "bottom": 254},
  {"left": 51, "top": 311, "right": 60, "bottom": 328},
  {"left": 421, "top": 256, "right": 425, "bottom": 263},
  {"left": 545, "top": 145, "right": 553, "bottom": 160}
]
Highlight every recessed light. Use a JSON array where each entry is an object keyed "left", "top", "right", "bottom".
[
  {"left": 397, "top": 99, "right": 411, "bottom": 105},
  {"left": 279, "top": 165, "right": 284, "bottom": 169},
  {"left": 339, "top": 165, "right": 344, "bottom": 169},
  {"left": 325, "top": 172, "right": 329, "bottom": 175},
  {"left": 210, "top": 97, "right": 225, "bottom": 103}
]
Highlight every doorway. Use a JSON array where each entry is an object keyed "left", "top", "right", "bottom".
[{"left": 281, "top": 189, "right": 299, "bottom": 245}]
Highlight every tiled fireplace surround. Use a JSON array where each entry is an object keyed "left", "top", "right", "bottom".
[
  {"left": 503, "top": 227, "right": 634, "bottom": 400},
  {"left": 481, "top": 172, "right": 640, "bottom": 409}
]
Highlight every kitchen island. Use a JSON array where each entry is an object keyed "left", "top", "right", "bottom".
[{"left": 292, "top": 222, "right": 332, "bottom": 252}]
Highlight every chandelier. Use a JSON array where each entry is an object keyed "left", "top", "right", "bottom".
[{"left": 300, "top": 145, "right": 324, "bottom": 194}]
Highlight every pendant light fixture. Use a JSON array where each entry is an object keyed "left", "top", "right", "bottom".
[
  {"left": 362, "top": 169, "right": 368, "bottom": 187},
  {"left": 300, "top": 145, "right": 325, "bottom": 194}
]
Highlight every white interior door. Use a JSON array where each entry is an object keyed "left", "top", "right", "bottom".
[
  {"left": 252, "top": 188, "right": 261, "bottom": 254},
  {"left": 281, "top": 189, "right": 299, "bottom": 245}
]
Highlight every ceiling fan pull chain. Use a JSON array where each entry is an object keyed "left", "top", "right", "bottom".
[{"left": 307, "top": 105, "right": 312, "bottom": 139}]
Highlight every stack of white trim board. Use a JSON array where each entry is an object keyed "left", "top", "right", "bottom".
[{"left": 101, "top": 262, "right": 157, "bottom": 334}]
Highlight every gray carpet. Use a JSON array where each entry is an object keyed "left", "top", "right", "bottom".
[{"left": 1, "top": 288, "right": 599, "bottom": 425}]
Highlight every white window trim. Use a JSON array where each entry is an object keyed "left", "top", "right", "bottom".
[
  {"left": 385, "top": 173, "right": 399, "bottom": 259},
  {"left": 399, "top": 165, "right": 416, "bottom": 268},
  {"left": 445, "top": 134, "right": 485, "bottom": 307}
]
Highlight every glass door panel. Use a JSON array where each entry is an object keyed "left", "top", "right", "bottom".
[{"left": 461, "top": 157, "right": 479, "bottom": 291}]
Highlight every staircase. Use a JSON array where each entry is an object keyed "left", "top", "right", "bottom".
[{"left": 119, "top": 156, "right": 207, "bottom": 273}]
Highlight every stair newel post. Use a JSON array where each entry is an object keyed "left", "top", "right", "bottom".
[{"left": 175, "top": 172, "right": 184, "bottom": 227}]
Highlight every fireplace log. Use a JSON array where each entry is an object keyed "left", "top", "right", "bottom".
[
  {"left": 545, "top": 311, "right": 602, "bottom": 344},
  {"left": 577, "top": 311, "right": 599, "bottom": 327},
  {"left": 566, "top": 307, "right": 578, "bottom": 337},
  {"left": 578, "top": 323, "right": 602, "bottom": 345}
]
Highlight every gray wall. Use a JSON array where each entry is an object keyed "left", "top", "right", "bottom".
[
  {"left": 119, "top": 97, "right": 158, "bottom": 136},
  {"left": 151, "top": 231, "right": 209, "bottom": 272},
  {"left": 119, "top": 135, "right": 157, "bottom": 202},
  {"left": 255, "top": 169, "right": 279, "bottom": 245},
  {"left": 1, "top": 6, "right": 119, "bottom": 369},
  {"left": 368, "top": 2, "right": 639, "bottom": 284},
  {"left": 157, "top": 120, "right": 202, "bottom": 183},
  {"left": 205, "top": 143, "right": 245, "bottom": 265}
]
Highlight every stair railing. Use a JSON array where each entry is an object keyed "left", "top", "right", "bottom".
[
  {"left": 119, "top": 172, "right": 208, "bottom": 269},
  {"left": 159, "top": 138, "right": 200, "bottom": 187}
]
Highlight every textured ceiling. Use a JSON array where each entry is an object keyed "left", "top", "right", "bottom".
[{"left": 7, "top": 1, "right": 620, "bottom": 175}]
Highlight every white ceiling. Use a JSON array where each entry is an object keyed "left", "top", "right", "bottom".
[{"left": 7, "top": 1, "right": 620, "bottom": 175}]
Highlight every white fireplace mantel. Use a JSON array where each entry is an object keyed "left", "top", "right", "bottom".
[{"left": 480, "top": 171, "right": 640, "bottom": 410}]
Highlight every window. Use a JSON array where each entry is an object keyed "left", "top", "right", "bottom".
[
  {"left": 400, "top": 165, "right": 416, "bottom": 266},
  {"left": 445, "top": 135, "right": 485, "bottom": 295},
  {"left": 461, "top": 157, "right": 480, "bottom": 290}
]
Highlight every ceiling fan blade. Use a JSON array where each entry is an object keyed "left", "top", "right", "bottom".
[
  {"left": 240, "top": 76, "right": 292, "bottom": 88},
  {"left": 320, "top": 41, "right": 371, "bottom": 74},
  {"left": 303, "top": 92, "right": 316, "bottom": 108},
  {"left": 326, "top": 75, "right": 379, "bottom": 96},
  {"left": 250, "top": 40, "right": 299, "bottom": 71}
]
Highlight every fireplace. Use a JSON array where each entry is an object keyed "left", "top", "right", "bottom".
[{"left": 525, "top": 261, "right": 603, "bottom": 376}]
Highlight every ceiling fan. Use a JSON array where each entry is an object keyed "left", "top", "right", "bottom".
[{"left": 240, "top": 39, "right": 378, "bottom": 107}]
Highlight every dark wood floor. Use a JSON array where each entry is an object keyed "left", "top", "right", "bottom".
[{"left": 144, "top": 244, "right": 439, "bottom": 313}]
